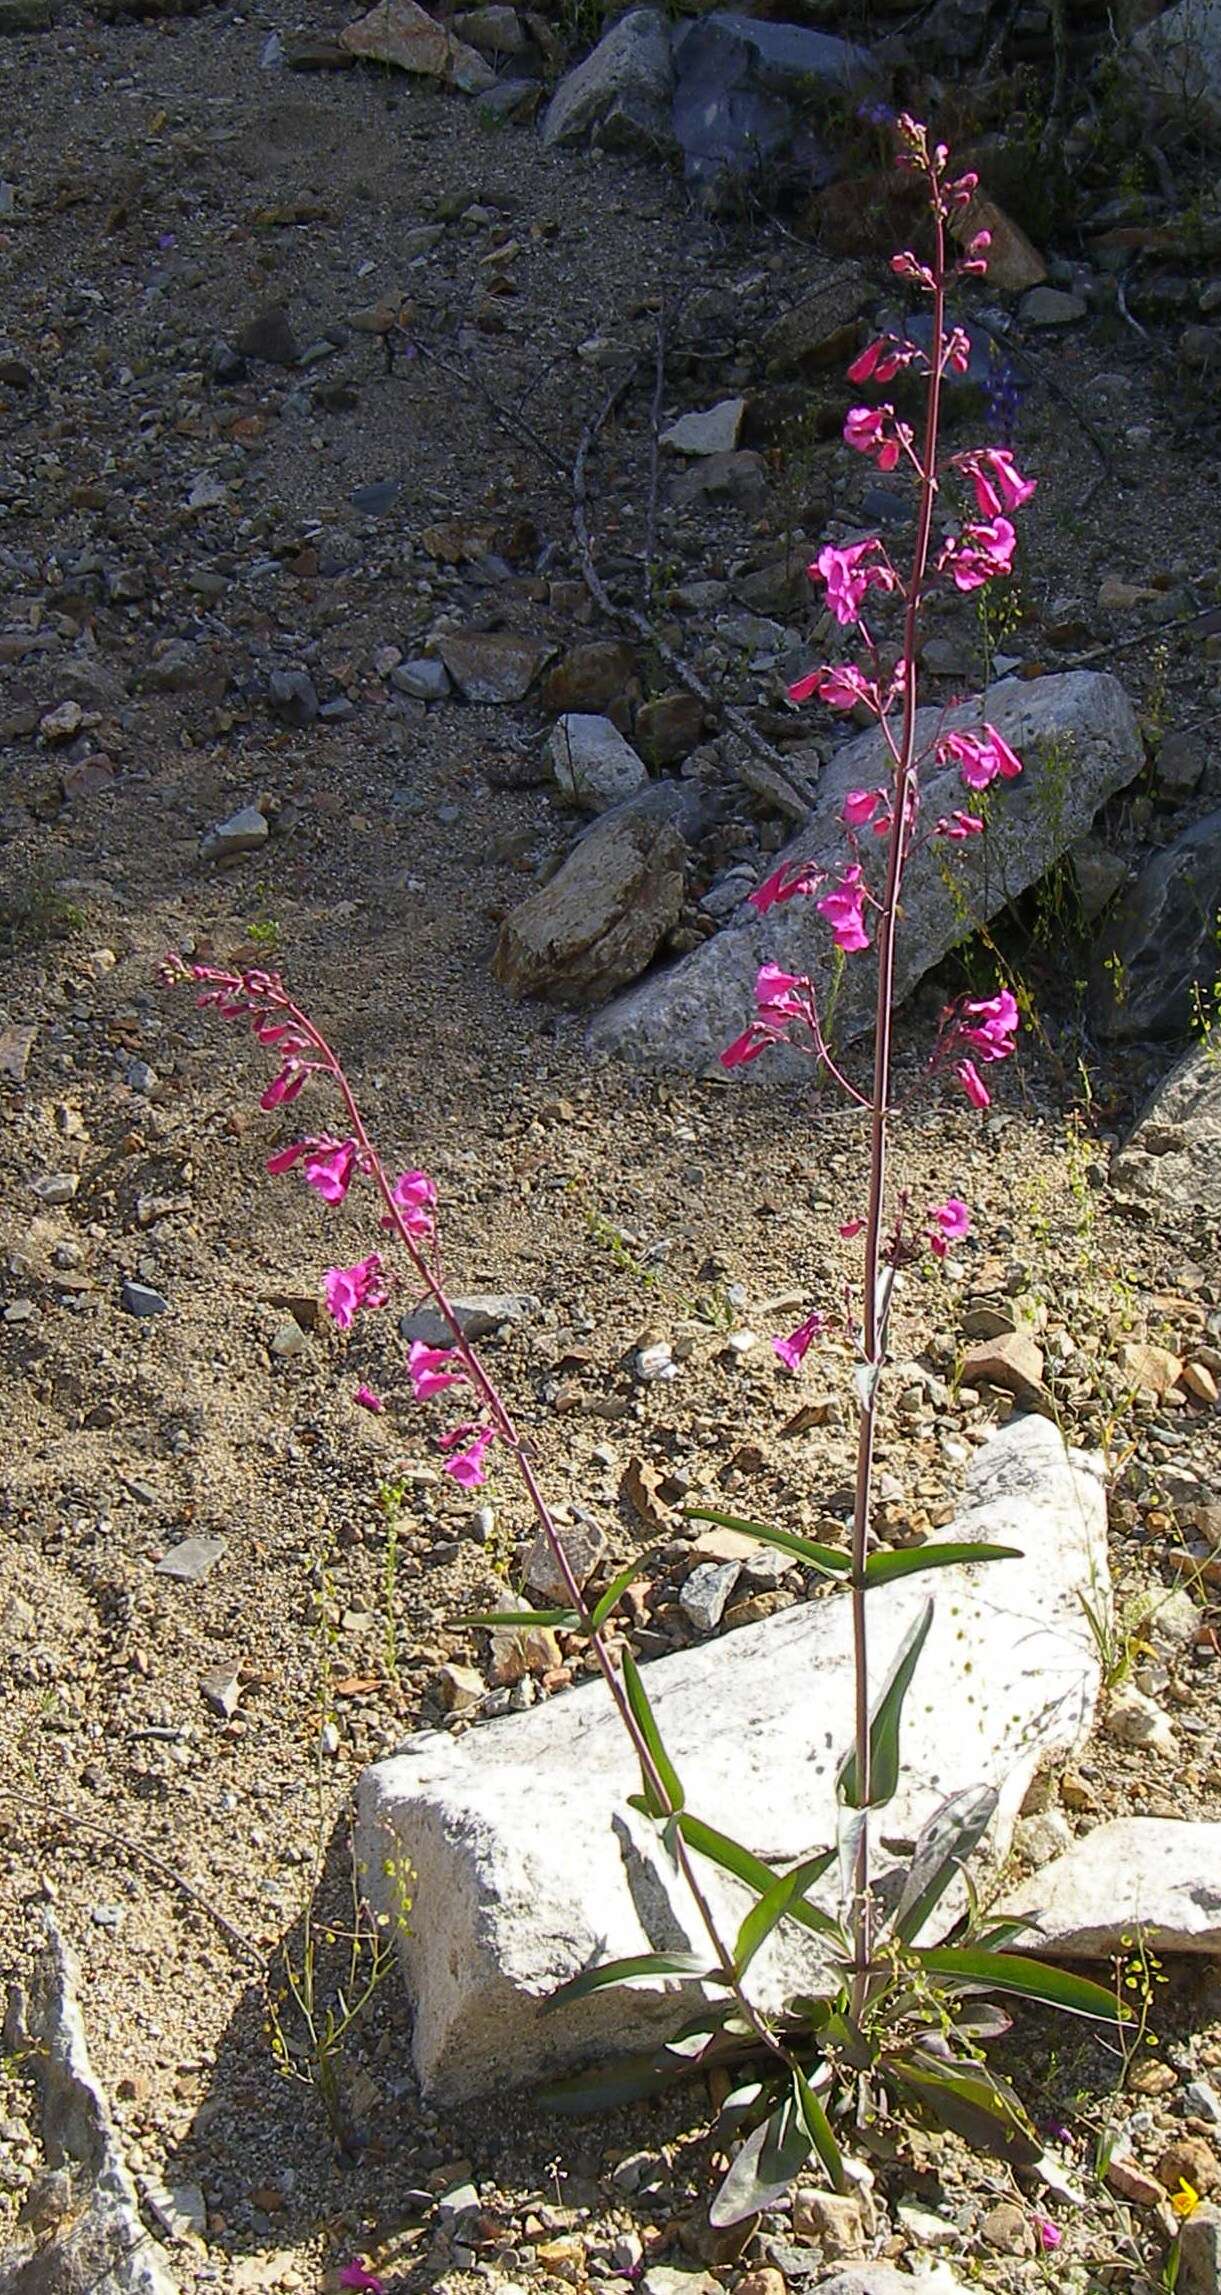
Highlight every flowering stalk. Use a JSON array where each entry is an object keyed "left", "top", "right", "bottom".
[{"left": 165, "top": 957, "right": 788, "bottom": 2068}]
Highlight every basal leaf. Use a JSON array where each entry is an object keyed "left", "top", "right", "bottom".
[
  {"left": 683, "top": 1506, "right": 851, "bottom": 1579},
  {"left": 733, "top": 1849, "right": 837, "bottom": 1977},
  {"left": 792, "top": 2064, "right": 846, "bottom": 2192},
  {"left": 622, "top": 1647, "right": 684, "bottom": 1817},
  {"left": 888, "top": 2047, "right": 1041, "bottom": 2166},
  {"left": 539, "top": 2049, "right": 691, "bottom": 2113},
  {"left": 863, "top": 1542, "right": 1022, "bottom": 1587},
  {"left": 887, "top": 1784, "right": 999, "bottom": 1946},
  {"left": 546, "top": 1951, "right": 707, "bottom": 2010},
  {"left": 838, "top": 1599, "right": 934, "bottom": 1811},
  {"left": 911, "top": 1947, "right": 1126, "bottom": 2022},
  {"left": 709, "top": 2093, "right": 811, "bottom": 2228},
  {"left": 458, "top": 1607, "right": 579, "bottom": 1629}
]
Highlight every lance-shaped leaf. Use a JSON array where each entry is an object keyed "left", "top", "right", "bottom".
[
  {"left": 546, "top": 1950, "right": 708, "bottom": 2011},
  {"left": 910, "top": 1947, "right": 1127, "bottom": 2023},
  {"left": 887, "top": 1784, "right": 999, "bottom": 1946},
  {"left": 733, "top": 1849, "right": 837, "bottom": 1978},
  {"left": 592, "top": 1550, "right": 662, "bottom": 1631},
  {"left": 888, "top": 2047, "right": 1042, "bottom": 2165},
  {"left": 709, "top": 2091, "right": 811, "bottom": 2228},
  {"left": 622, "top": 1647, "right": 684, "bottom": 1817},
  {"left": 792, "top": 2064, "right": 846, "bottom": 2192},
  {"left": 683, "top": 1507, "right": 851, "bottom": 1579},
  {"left": 838, "top": 1599, "right": 934, "bottom": 1811},
  {"left": 660, "top": 2006, "right": 733, "bottom": 2061},
  {"left": 863, "top": 1541, "right": 1021, "bottom": 1588},
  {"left": 676, "top": 1812, "right": 845, "bottom": 1943},
  {"left": 458, "top": 1606, "right": 579, "bottom": 1629},
  {"left": 539, "top": 2049, "right": 690, "bottom": 2113}
]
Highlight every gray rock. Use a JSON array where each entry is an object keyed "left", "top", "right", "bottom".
[
  {"left": 356, "top": 1416, "right": 1107, "bottom": 2101},
  {"left": 760, "top": 259, "right": 874, "bottom": 374},
  {"left": 542, "top": 9, "right": 674, "bottom": 152},
  {"left": 1, "top": 1916, "right": 178, "bottom": 2294},
  {"left": 1112, "top": 1044, "right": 1221, "bottom": 1223},
  {"left": 155, "top": 1537, "right": 226, "bottom": 1585},
  {"left": 453, "top": 4, "right": 525, "bottom": 53},
  {"left": 393, "top": 658, "right": 450, "bottom": 702},
  {"left": 1071, "top": 833, "right": 1128, "bottom": 920},
  {"left": 1020, "top": 286, "right": 1088, "bottom": 326},
  {"left": 671, "top": 13, "right": 875, "bottom": 199},
  {"left": 1179, "top": 2203, "right": 1221, "bottom": 2295},
  {"left": 120, "top": 1279, "right": 169, "bottom": 1317},
  {"left": 590, "top": 671, "right": 1143, "bottom": 1075},
  {"left": 1128, "top": 0, "right": 1221, "bottom": 145},
  {"left": 660, "top": 398, "right": 744, "bottom": 456},
  {"left": 548, "top": 715, "right": 649, "bottom": 812},
  {"left": 678, "top": 1559, "right": 739, "bottom": 1631},
  {"left": 268, "top": 668, "right": 319, "bottom": 726},
  {"left": 437, "top": 629, "right": 554, "bottom": 704},
  {"left": 199, "top": 804, "right": 269, "bottom": 863},
  {"left": 140, "top": 641, "right": 200, "bottom": 695},
  {"left": 31, "top": 1173, "right": 78, "bottom": 1205},
  {"left": 670, "top": 449, "right": 768, "bottom": 516},
  {"left": 998, "top": 1818, "right": 1221, "bottom": 1956},
  {"left": 1090, "top": 808, "right": 1221, "bottom": 1038},
  {"left": 525, "top": 1516, "right": 606, "bottom": 1606},
  {"left": 235, "top": 305, "right": 300, "bottom": 366},
  {"left": 493, "top": 810, "right": 685, "bottom": 1007},
  {"left": 399, "top": 1292, "right": 538, "bottom": 1347}
]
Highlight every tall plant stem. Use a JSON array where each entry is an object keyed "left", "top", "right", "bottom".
[{"left": 848, "top": 185, "right": 948, "bottom": 2021}]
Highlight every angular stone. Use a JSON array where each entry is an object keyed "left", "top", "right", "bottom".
[
  {"left": 199, "top": 804, "right": 269, "bottom": 863},
  {"left": 120, "top": 1278, "right": 170, "bottom": 1317},
  {"left": 339, "top": 0, "right": 495, "bottom": 92},
  {"left": 1020, "top": 286, "right": 1087, "bottom": 326},
  {"left": 399, "top": 1291, "right": 537, "bottom": 1346},
  {"left": 542, "top": 641, "right": 638, "bottom": 717},
  {"left": 589, "top": 672, "right": 1143, "bottom": 1075},
  {"left": 759, "top": 259, "right": 874, "bottom": 374},
  {"left": 670, "top": 448, "right": 768, "bottom": 515},
  {"left": 524, "top": 1517, "right": 606, "bottom": 1605},
  {"left": 635, "top": 693, "right": 704, "bottom": 768},
  {"left": 1090, "top": 808, "right": 1221, "bottom": 1039},
  {"left": 452, "top": 4, "right": 525, "bottom": 54},
  {"left": 268, "top": 668, "right": 319, "bottom": 726},
  {"left": 494, "top": 811, "right": 685, "bottom": 1007},
  {"left": 952, "top": 193, "right": 1045, "bottom": 294},
  {"left": 357, "top": 1417, "right": 1107, "bottom": 2101},
  {"left": 437, "top": 629, "right": 553, "bottom": 703},
  {"left": 393, "top": 658, "right": 450, "bottom": 702},
  {"left": 961, "top": 1332, "right": 1046, "bottom": 1409},
  {"left": 0, "top": 1023, "right": 36, "bottom": 1082},
  {"left": 155, "top": 1536, "right": 226, "bottom": 1584},
  {"left": 660, "top": 399, "right": 744, "bottom": 456},
  {"left": 1112, "top": 1045, "right": 1221, "bottom": 1224},
  {"left": 542, "top": 9, "right": 674, "bottom": 152},
  {"left": 671, "top": 14, "right": 875, "bottom": 199},
  {"left": 1117, "top": 1339, "right": 1183, "bottom": 1398},
  {"left": 999, "top": 1819, "right": 1221, "bottom": 1956},
  {"left": 1104, "top": 1683, "right": 1176, "bottom": 1753},
  {"left": 548, "top": 715, "right": 649, "bottom": 812},
  {"left": 1178, "top": 2203, "right": 1221, "bottom": 2295},
  {"left": 1071, "top": 834, "right": 1127, "bottom": 920},
  {"left": 1128, "top": 0, "right": 1221, "bottom": 145},
  {"left": 235, "top": 305, "right": 300, "bottom": 366}
]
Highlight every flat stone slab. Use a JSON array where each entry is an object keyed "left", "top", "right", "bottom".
[
  {"left": 588, "top": 670, "right": 1142, "bottom": 1076},
  {"left": 998, "top": 1818, "right": 1221, "bottom": 1957},
  {"left": 1111, "top": 1044, "right": 1221, "bottom": 1224},
  {"left": 357, "top": 1416, "right": 1107, "bottom": 2102}
]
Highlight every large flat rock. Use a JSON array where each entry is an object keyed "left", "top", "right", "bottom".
[
  {"left": 588, "top": 670, "right": 1142, "bottom": 1076},
  {"left": 357, "top": 1417, "right": 1107, "bottom": 2103},
  {"left": 1111, "top": 1042, "right": 1221, "bottom": 1225},
  {"left": 998, "top": 1819, "right": 1221, "bottom": 1956}
]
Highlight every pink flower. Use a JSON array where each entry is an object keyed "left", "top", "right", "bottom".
[
  {"left": 959, "top": 228, "right": 991, "bottom": 276},
  {"left": 955, "top": 447, "right": 1037, "bottom": 519},
  {"left": 947, "top": 170, "right": 979, "bottom": 208},
  {"left": 325, "top": 1253, "right": 388, "bottom": 1331},
  {"left": 441, "top": 1423, "right": 495, "bottom": 1487},
  {"left": 407, "top": 1339, "right": 466, "bottom": 1401},
  {"left": 353, "top": 1384, "right": 384, "bottom": 1413},
  {"left": 959, "top": 987, "right": 1020, "bottom": 1062},
  {"left": 814, "top": 540, "right": 900, "bottom": 628},
  {"left": 843, "top": 405, "right": 908, "bottom": 472},
  {"left": 847, "top": 335, "right": 919, "bottom": 386},
  {"left": 937, "top": 516, "right": 1017, "bottom": 592},
  {"left": 891, "top": 249, "right": 936, "bottom": 290},
  {"left": 842, "top": 787, "right": 883, "bottom": 827},
  {"left": 339, "top": 2266, "right": 386, "bottom": 2294},
  {"left": 942, "top": 325, "right": 972, "bottom": 376},
  {"left": 773, "top": 1309, "right": 825, "bottom": 1372},
  {"left": 934, "top": 809, "right": 985, "bottom": 839},
  {"left": 789, "top": 662, "right": 880, "bottom": 714},
  {"left": 748, "top": 859, "right": 823, "bottom": 914},
  {"left": 385, "top": 1168, "right": 436, "bottom": 1240},
  {"left": 816, "top": 865, "right": 871, "bottom": 953},
  {"left": 1037, "top": 2220, "right": 1062, "bottom": 2253},
  {"left": 956, "top": 1058, "right": 990, "bottom": 1109},
  {"left": 721, "top": 1025, "right": 777, "bottom": 1070},
  {"left": 839, "top": 1218, "right": 864, "bottom": 1239},
  {"left": 755, "top": 964, "right": 808, "bottom": 1023},
  {"left": 927, "top": 1197, "right": 970, "bottom": 1259},
  {"left": 936, "top": 725, "right": 1023, "bottom": 792},
  {"left": 260, "top": 1063, "right": 308, "bottom": 1110},
  {"left": 305, "top": 1138, "right": 360, "bottom": 1204}
]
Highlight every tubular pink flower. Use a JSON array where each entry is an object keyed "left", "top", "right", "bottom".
[
  {"left": 847, "top": 335, "right": 920, "bottom": 386},
  {"left": 839, "top": 1217, "right": 864, "bottom": 1239},
  {"left": 748, "top": 859, "right": 823, "bottom": 914},
  {"left": 936, "top": 725, "right": 1023, "bottom": 792},
  {"left": 842, "top": 787, "right": 883, "bottom": 828},
  {"left": 773, "top": 1309, "right": 825, "bottom": 1373},
  {"left": 937, "top": 517, "right": 1017, "bottom": 592},
  {"left": 303, "top": 1138, "right": 359, "bottom": 1204},
  {"left": 816, "top": 865, "right": 871, "bottom": 953},
  {"left": 324, "top": 1252, "right": 388, "bottom": 1331},
  {"left": 843, "top": 406, "right": 908, "bottom": 472},
  {"left": 955, "top": 1058, "right": 990, "bottom": 1109},
  {"left": 959, "top": 987, "right": 1019, "bottom": 1061},
  {"left": 260, "top": 1062, "right": 308, "bottom": 1110},
  {"left": 943, "top": 325, "right": 972, "bottom": 376},
  {"left": 956, "top": 447, "right": 1037, "bottom": 519},
  {"left": 755, "top": 964, "right": 808, "bottom": 1022},
  {"left": 891, "top": 249, "right": 936, "bottom": 290},
  {"left": 814, "top": 540, "right": 899, "bottom": 628},
  {"left": 1037, "top": 2220, "right": 1062, "bottom": 2254},
  {"left": 353, "top": 1383, "right": 384, "bottom": 1413},
  {"left": 407, "top": 1340, "right": 466, "bottom": 1400},
  {"left": 790, "top": 662, "right": 880, "bottom": 714},
  {"left": 339, "top": 2266, "right": 386, "bottom": 2294},
  {"left": 927, "top": 1197, "right": 970, "bottom": 1260},
  {"left": 384, "top": 1167, "right": 437, "bottom": 1240},
  {"left": 934, "top": 809, "right": 985, "bottom": 838},
  {"left": 442, "top": 1423, "right": 496, "bottom": 1488}
]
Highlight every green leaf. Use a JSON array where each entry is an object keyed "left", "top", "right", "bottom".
[
  {"left": 733, "top": 1849, "right": 837, "bottom": 1977},
  {"left": 592, "top": 1552, "right": 659, "bottom": 1631},
  {"left": 910, "top": 1947, "right": 1126, "bottom": 2023},
  {"left": 546, "top": 1951, "right": 707, "bottom": 2010},
  {"left": 622, "top": 1647, "right": 684, "bottom": 1817},
  {"left": 458, "top": 1607, "right": 578, "bottom": 1629},
  {"left": 792, "top": 2064, "right": 846, "bottom": 2193},
  {"left": 683, "top": 1507, "right": 851, "bottom": 1579},
  {"left": 660, "top": 2008, "right": 732, "bottom": 2061},
  {"left": 539, "top": 2049, "right": 690, "bottom": 2113},
  {"left": 676, "top": 1813, "right": 845, "bottom": 1943},
  {"left": 887, "top": 1785, "right": 999, "bottom": 1946},
  {"left": 862, "top": 1542, "right": 1022, "bottom": 1587},
  {"left": 838, "top": 1600, "right": 934, "bottom": 1811},
  {"left": 709, "top": 2093, "right": 811, "bottom": 2229},
  {"left": 888, "top": 2047, "right": 1041, "bottom": 2165},
  {"left": 713, "top": 2078, "right": 766, "bottom": 2137}
]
